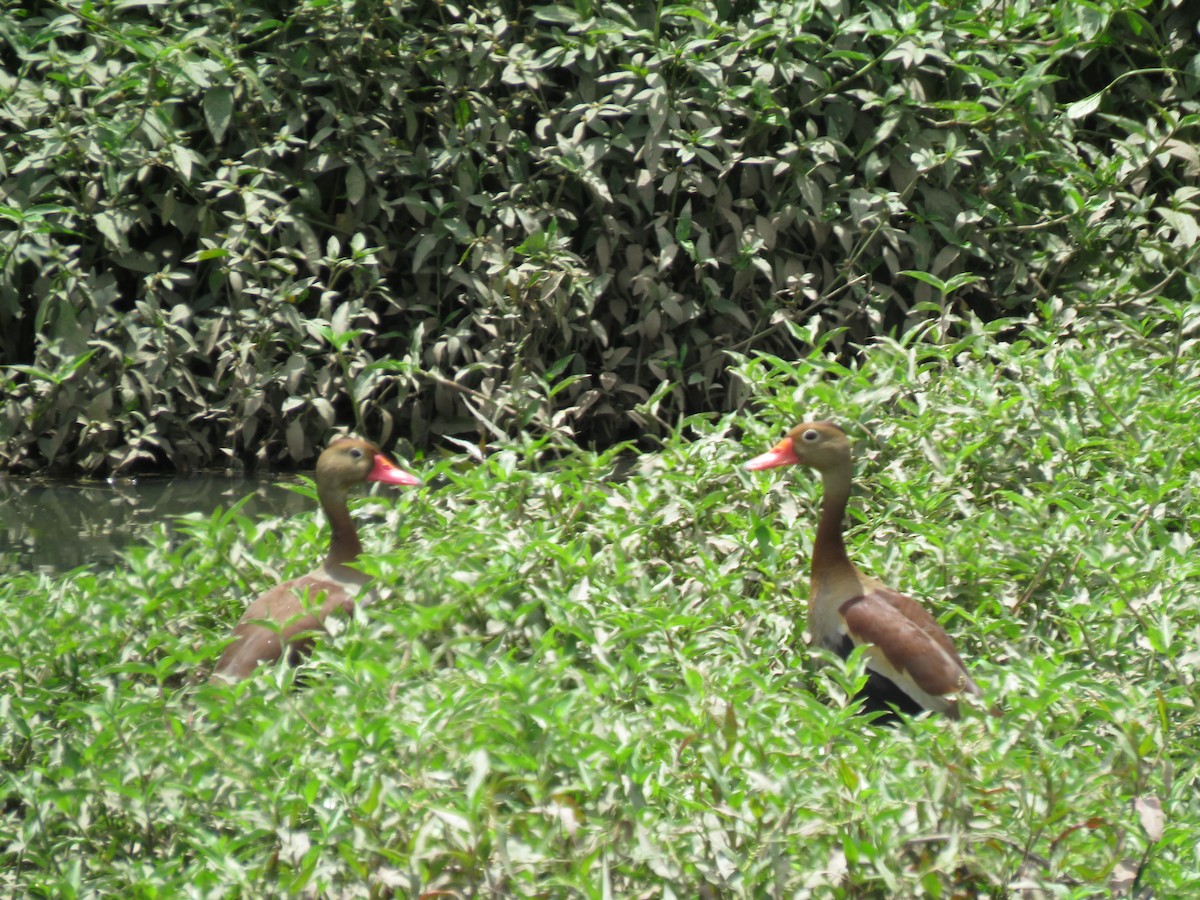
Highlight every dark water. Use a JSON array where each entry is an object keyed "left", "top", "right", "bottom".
[{"left": 0, "top": 473, "right": 313, "bottom": 575}]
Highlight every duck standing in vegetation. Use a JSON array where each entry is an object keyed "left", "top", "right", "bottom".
[
  {"left": 746, "top": 421, "right": 981, "bottom": 718},
  {"left": 210, "top": 438, "right": 419, "bottom": 683}
]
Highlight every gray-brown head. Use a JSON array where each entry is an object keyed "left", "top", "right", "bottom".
[
  {"left": 316, "top": 438, "right": 420, "bottom": 494},
  {"left": 744, "top": 421, "right": 852, "bottom": 474}
]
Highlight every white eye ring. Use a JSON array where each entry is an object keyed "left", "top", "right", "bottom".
[
  {"left": 349, "top": 447, "right": 363, "bottom": 458},
  {"left": 801, "top": 429, "right": 820, "bottom": 442}
]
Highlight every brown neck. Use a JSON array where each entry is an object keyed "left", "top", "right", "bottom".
[
  {"left": 812, "top": 463, "right": 856, "bottom": 581},
  {"left": 319, "top": 483, "right": 362, "bottom": 567}
]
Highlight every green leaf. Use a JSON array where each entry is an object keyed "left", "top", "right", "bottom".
[
  {"left": 411, "top": 233, "right": 439, "bottom": 273},
  {"left": 898, "top": 269, "right": 947, "bottom": 293},
  {"left": 204, "top": 86, "right": 233, "bottom": 143},
  {"left": 345, "top": 162, "right": 365, "bottom": 206},
  {"left": 1066, "top": 91, "right": 1103, "bottom": 120}
]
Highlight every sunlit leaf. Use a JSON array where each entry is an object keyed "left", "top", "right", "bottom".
[{"left": 204, "top": 85, "right": 233, "bottom": 143}]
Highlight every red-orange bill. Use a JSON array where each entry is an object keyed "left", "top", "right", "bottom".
[
  {"left": 368, "top": 454, "right": 421, "bottom": 485},
  {"left": 744, "top": 438, "right": 799, "bottom": 470}
]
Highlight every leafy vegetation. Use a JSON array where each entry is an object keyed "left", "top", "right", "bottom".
[
  {"left": 2, "top": 0, "right": 1198, "bottom": 471},
  {"left": 4, "top": 303, "right": 1198, "bottom": 895},
  {"left": 3, "top": 0, "right": 1198, "bottom": 892}
]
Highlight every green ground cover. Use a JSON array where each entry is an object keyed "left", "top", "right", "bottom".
[{"left": 3, "top": 303, "right": 1199, "bottom": 895}]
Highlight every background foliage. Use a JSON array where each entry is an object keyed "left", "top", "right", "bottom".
[
  {"left": 4, "top": 1, "right": 1200, "bottom": 894},
  {"left": 3, "top": 303, "right": 1199, "bottom": 895},
  {"left": 2, "top": 0, "right": 1199, "bottom": 472}
]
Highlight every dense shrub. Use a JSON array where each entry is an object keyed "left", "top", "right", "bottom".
[
  {"left": 3, "top": 305, "right": 1199, "bottom": 894},
  {"left": 1, "top": 0, "right": 1198, "bottom": 472}
]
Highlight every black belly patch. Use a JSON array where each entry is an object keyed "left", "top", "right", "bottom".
[{"left": 832, "top": 633, "right": 925, "bottom": 722}]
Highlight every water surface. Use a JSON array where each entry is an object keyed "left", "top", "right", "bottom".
[{"left": 0, "top": 473, "right": 312, "bottom": 575}]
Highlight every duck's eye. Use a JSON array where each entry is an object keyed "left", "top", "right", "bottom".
[
  {"left": 348, "top": 447, "right": 363, "bottom": 459},
  {"left": 801, "top": 429, "right": 820, "bottom": 442}
]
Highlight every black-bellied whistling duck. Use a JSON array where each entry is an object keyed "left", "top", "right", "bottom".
[
  {"left": 210, "top": 438, "right": 419, "bottom": 683},
  {"left": 746, "top": 421, "right": 981, "bottom": 719}
]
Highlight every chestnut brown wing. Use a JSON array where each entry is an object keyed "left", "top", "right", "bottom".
[
  {"left": 838, "top": 587, "right": 979, "bottom": 716},
  {"left": 210, "top": 574, "right": 356, "bottom": 682}
]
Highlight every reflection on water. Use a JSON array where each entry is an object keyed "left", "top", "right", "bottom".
[{"left": 0, "top": 473, "right": 313, "bottom": 575}]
